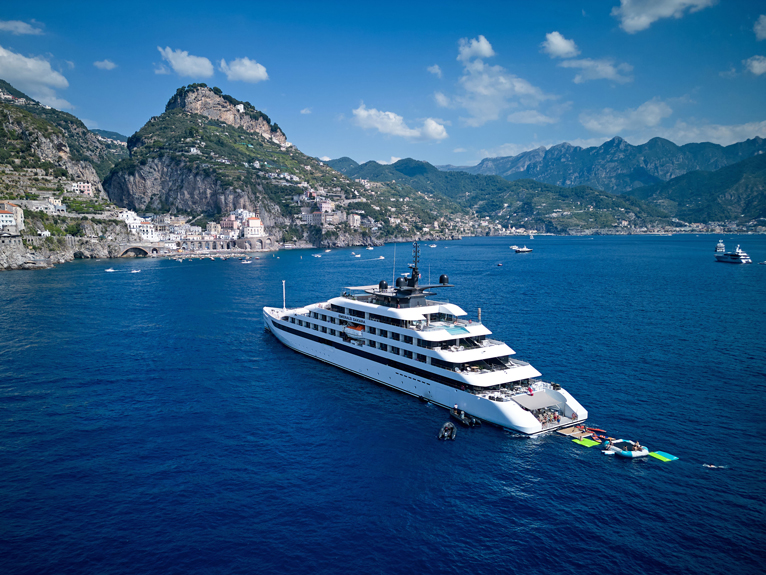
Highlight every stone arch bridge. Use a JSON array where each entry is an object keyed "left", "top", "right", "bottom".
[{"left": 119, "top": 237, "right": 277, "bottom": 257}]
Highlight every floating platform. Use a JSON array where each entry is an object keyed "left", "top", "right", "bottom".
[
  {"left": 649, "top": 451, "right": 679, "bottom": 462},
  {"left": 557, "top": 426, "right": 593, "bottom": 439}
]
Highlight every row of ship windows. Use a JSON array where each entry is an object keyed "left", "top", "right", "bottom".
[{"left": 303, "top": 311, "right": 481, "bottom": 349}]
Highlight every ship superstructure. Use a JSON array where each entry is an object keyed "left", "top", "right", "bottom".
[{"left": 263, "top": 243, "right": 587, "bottom": 435}]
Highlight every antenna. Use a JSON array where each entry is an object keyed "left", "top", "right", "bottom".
[
  {"left": 282, "top": 280, "right": 286, "bottom": 311},
  {"left": 392, "top": 243, "right": 396, "bottom": 284}
]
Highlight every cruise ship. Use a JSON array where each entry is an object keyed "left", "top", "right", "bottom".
[{"left": 263, "top": 243, "right": 588, "bottom": 435}]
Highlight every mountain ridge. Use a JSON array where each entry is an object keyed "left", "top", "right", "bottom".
[{"left": 436, "top": 136, "right": 766, "bottom": 194}]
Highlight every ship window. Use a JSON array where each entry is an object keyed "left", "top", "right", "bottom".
[
  {"left": 403, "top": 350, "right": 413, "bottom": 359},
  {"left": 391, "top": 332, "right": 400, "bottom": 341},
  {"left": 403, "top": 335, "right": 413, "bottom": 344},
  {"left": 321, "top": 314, "right": 327, "bottom": 321},
  {"left": 290, "top": 317, "right": 295, "bottom": 324},
  {"left": 330, "top": 317, "right": 336, "bottom": 324},
  {"left": 348, "top": 308, "right": 365, "bottom": 319},
  {"left": 321, "top": 326, "right": 327, "bottom": 333},
  {"left": 379, "top": 329, "right": 388, "bottom": 338},
  {"left": 431, "top": 357, "right": 453, "bottom": 370},
  {"left": 391, "top": 346, "right": 400, "bottom": 355},
  {"left": 330, "top": 329, "right": 336, "bottom": 336},
  {"left": 368, "top": 340, "right": 375, "bottom": 348},
  {"left": 368, "top": 327, "right": 376, "bottom": 335},
  {"left": 312, "top": 324, "right": 318, "bottom": 330},
  {"left": 416, "top": 338, "right": 428, "bottom": 348},
  {"left": 331, "top": 304, "right": 345, "bottom": 313},
  {"left": 379, "top": 343, "right": 388, "bottom": 352},
  {"left": 416, "top": 354, "right": 427, "bottom": 363},
  {"left": 298, "top": 320, "right": 303, "bottom": 326}
]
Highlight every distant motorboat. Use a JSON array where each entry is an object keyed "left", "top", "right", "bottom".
[
  {"left": 515, "top": 246, "right": 533, "bottom": 253},
  {"left": 429, "top": 244, "right": 437, "bottom": 248},
  {"left": 510, "top": 245, "right": 519, "bottom": 250},
  {"left": 354, "top": 254, "right": 361, "bottom": 258},
  {"left": 379, "top": 256, "right": 385, "bottom": 260},
  {"left": 105, "top": 268, "right": 116, "bottom": 272},
  {"left": 325, "top": 249, "right": 331, "bottom": 253},
  {"left": 366, "top": 247, "right": 374, "bottom": 250},
  {"left": 131, "top": 269, "right": 141, "bottom": 274},
  {"left": 312, "top": 254, "right": 322, "bottom": 258},
  {"left": 241, "top": 260, "right": 253, "bottom": 264},
  {"left": 529, "top": 234, "right": 534, "bottom": 239}
]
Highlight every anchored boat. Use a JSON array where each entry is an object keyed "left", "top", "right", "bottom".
[{"left": 263, "top": 242, "right": 588, "bottom": 435}]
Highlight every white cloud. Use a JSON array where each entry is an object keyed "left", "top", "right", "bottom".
[
  {"left": 453, "top": 148, "right": 467, "bottom": 153},
  {"left": 744, "top": 55, "right": 766, "bottom": 76},
  {"left": 379, "top": 156, "right": 402, "bottom": 165},
  {"left": 94, "top": 59, "right": 116, "bottom": 70},
  {"left": 0, "top": 20, "right": 43, "bottom": 35},
  {"left": 719, "top": 67, "right": 737, "bottom": 79},
  {"left": 219, "top": 57, "right": 268, "bottom": 83},
  {"left": 352, "top": 104, "right": 448, "bottom": 141},
  {"left": 81, "top": 118, "right": 98, "bottom": 129},
  {"left": 507, "top": 110, "right": 558, "bottom": 125},
  {"left": 427, "top": 64, "right": 442, "bottom": 78},
  {"left": 300, "top": 108, "right": 311, "bottom": 114},
  {"left": 0, "top": 44, "right": 71, "bottom": 108},
  {"left": 457, "top": 58, "right": 552, "bottom": 126},
  {"left": 558, "top": 58, "right": 633, "bottom": 83},
  {"left": 157, "top": 46, "right": 213, "bottom": 78},
  {"left": 756, "top": 15, "right": 766, "bottom": 41},
  {"left": 434, "top": 91, "right": 451, "bottom": 107},
  {"left": 457, "top": 35, "right": 495, "bottom": 62},
  {"left": 319, "top": 156, "right": 331, "bottom": 161},
  {"left": 541, "top": 32, "right": 580, "bottom": 58},
  {"left": 611, "top": 0, "right": 717, "bottom": 34},
  {"left": 478, "top": 142, "right": 547, "bottom": 159},
  {"left": 579, "top": 98, "right": 673, "bottom": 134}
]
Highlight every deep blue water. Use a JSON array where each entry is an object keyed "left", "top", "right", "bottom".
[{"left": 1, "top": 235, "right": 765, "bottom": 575}]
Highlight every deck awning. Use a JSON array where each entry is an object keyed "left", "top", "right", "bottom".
[{"left": 511, "top": 390, "right": 562, "bottom": 410}]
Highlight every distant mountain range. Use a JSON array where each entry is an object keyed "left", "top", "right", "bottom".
[
  {"left": 327, "top": 157, "right": 668, "bottom": 231},
  {"left": 437, "top": 136, "right": 766, "bottom": 195}
]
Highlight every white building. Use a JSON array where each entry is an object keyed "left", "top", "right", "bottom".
[
  {"left": 0, "top": 210, "right": 16, "bottom": 230},
  {"left": 347, "top": 214, "right": 361, "bottom": 228},
  {"left": 243, "top": 215, "right": 265, "bottom": 238},
  {"left": 319, "top": 201, "right": 334, "bottom": 213},
  {"left": 0, "top": 202, "right": 24, "bottom": 231}
]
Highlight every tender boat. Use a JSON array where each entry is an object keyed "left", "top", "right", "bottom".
[
  {"left": 438, "top": 422, "right": 456, "bottom": 440},
  {"left": 263, "top": 242, "right": 588, "bottom": 435},
  {"left": 714, "top": 241, "right": 751, "bottom": 264},
  {"left": 366, "top": 247, "right": 374, "bottom": 250},
  {"left": 429, "top": 244, "right": 437, "bottom": 248},
  {"left": 510, "top": 245, "right": 519, "bottom": 250},
  {"left": 603, "top": 439, "right": 649, "bottom": 458},
  {"left": 131, "top": 269, "right": 141, "bottom": 274},
  {"left": 515, "top": 246, "right": 533, "bottom": 253},
  {"left": 105, "top": 268, "right": 116, "bottom": 272},
  {"left": 450, "top": 408, "right": 481, "bottom": 427}
]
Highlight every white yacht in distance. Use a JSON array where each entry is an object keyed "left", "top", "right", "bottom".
[
  {"left": 714, "top": 241, "right": 751, "bottom": 264},
  {"left": 263, "top": 243, "right": 587, "bottom": 435}
]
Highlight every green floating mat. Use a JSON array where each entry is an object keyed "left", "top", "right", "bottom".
[
  {"left": 649, "top": 451, "right": 679, "bottom": 462},
  {"left": 573, "top": 438, "right": 601, "bottom": 447}
]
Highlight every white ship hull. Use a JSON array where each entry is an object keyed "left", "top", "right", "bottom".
[{"left": 264, "top": 308, "right": 587, "bottom": 435}]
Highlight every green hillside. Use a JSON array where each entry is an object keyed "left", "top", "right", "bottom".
[
  {"left": 630, "top": 153, "right": 766, "bottom": 222},
  {"left": 334, "top": 157, "right": 668, "bottom": 232}
]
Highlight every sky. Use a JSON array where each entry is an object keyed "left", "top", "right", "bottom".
[{"left": 0, "top": 1, "right": 765, "bottom": 166}]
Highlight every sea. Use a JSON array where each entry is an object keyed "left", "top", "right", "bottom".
[{"left": 1, "top": 235, "right": 764, "bottom": 575}]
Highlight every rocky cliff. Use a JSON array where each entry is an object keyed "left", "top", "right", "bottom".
[
  {"left": 0, "top": 104, "right": 112, "bottom": 198},
  {"left": 0, "top": 219, "right": 135, "bottom": 270},
  {"left": 104, "top": 155, "right": 257, "bottom": 214},
  {"left": 164, "top": 85, "right": 286, "bottom": 145}
]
